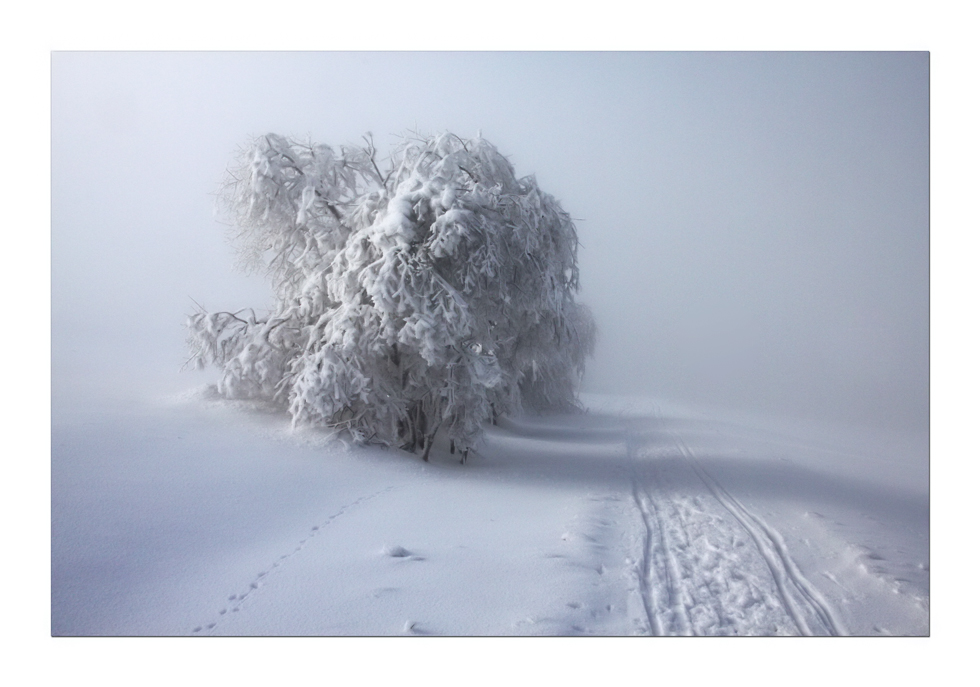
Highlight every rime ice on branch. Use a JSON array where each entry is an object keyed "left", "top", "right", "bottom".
[{"left": 187, "top": 132, "right": 596, "bottom": 459}]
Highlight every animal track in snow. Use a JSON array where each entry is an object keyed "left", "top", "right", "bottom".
[{"left": 189, "top": 485, "right": 394, "bottom": 635}]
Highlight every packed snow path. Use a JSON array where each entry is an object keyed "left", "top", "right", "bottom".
[
  {"left": 52, "top": 392, "right": 928, "bottom": 636},
  {"left": 625, "top": 418, "right": 845, "bottom": 636},
  {"left": 498, "top": 414, "right": 863, "bottom": 637}
]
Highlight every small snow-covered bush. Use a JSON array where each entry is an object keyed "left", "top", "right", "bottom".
[{"left": 188, "top": 132, "right": 596, "bottom": 459}]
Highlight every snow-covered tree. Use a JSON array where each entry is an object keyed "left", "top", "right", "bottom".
[{"left": 187, "top": 132, "right": 596, "bottom": 460}]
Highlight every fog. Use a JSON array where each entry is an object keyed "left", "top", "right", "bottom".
[{"left": 52, "top": 52, "right": 928, "bottom": 432}]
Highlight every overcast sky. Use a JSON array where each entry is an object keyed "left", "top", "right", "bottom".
[{"left": 51, "top": 52, "right": 928, "bottom": 431}]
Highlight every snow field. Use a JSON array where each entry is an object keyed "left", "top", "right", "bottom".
[{"left": 51, "top": 389, "right": 927, "bottom": 636}]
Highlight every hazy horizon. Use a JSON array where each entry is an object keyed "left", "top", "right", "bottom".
[{"left": 51, "top": 51, "right": 928, "bottom": 432}]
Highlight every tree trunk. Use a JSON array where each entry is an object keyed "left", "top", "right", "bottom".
[{"left": 421, "top": 418, "right": 443, "bottom": 462}]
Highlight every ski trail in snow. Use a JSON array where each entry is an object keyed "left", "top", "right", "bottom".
[
  {"left": 632, "top": 480, "right": 694, "bottom": 635},
  {"left": 626, "top": 424, "right": 661, "bottom": 635},
  {"left": 626, "top": 421, "right": 692, "bottom": 636},
  {"left": 623, "top": 405, "right": 829, "bottom": 636},
  {"left": 672, "top": 436, "right": 847, "bottom": 636},
  {"left": 191, "top": 486, "right": 394, "bottom": 635},
  {"left": 629, "top": 476, "right": 662, "bottom": 635}
]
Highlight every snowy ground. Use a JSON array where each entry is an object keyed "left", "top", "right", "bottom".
[{"left": 52, "top": 388, "right": 927, "bottom": 637}]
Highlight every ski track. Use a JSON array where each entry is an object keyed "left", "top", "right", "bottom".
[
  {"left": 673, "top": 436, "right": 847, "bottom": 636},
  {"left": 625, "top": 410, "right": 846, "bottom": 636},
  {"left": 191, "top": 486, "right": 394, "bottom": 635},
  {"left": 186, "top": 410, "right": 847, "bottom": 636},
  {"left": 627, "top": 425, "right": 691, "bottom": 636},
  {"left": 630, "top": 476, "right": 660, "bottom": 634}
]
